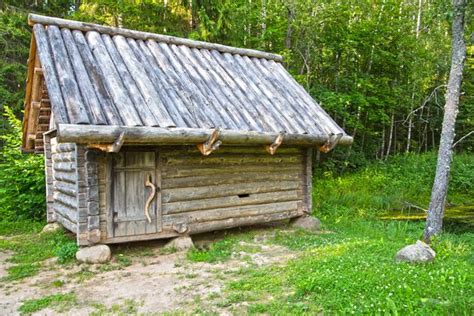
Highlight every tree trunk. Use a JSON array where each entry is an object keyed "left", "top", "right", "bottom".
[
  {"left": 423, "top": 0, "right": 466, "bottom": 243},
  {"left": 385, "top": 112, "right": 395, "bottom": 159}
]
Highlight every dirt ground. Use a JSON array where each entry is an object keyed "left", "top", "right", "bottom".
[{"left": 0, "top": 225, "right": 297, "bottom": 315}]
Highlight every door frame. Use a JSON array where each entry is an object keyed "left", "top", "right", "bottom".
[{"left": 106, "top": 147, "right": 162, "bottom": 238}]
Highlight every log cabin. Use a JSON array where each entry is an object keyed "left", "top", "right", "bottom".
[{"left": 21, "top": 14, "right": 353, "bottom": 246}]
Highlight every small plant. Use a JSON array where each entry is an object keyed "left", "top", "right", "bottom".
[
  {"left": 55, "top": 242, "right": 78, "bottom": 264},
  {"left": 18, "top": 292, "right": 77, "bottom": 315}
]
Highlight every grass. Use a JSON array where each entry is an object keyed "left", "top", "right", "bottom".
[
  {"left": 222, "top": 220, "right": 474, "bottom": 314},
  {"left": 187, "top": 231, "right": 256, "bottom": 263},
  {"left": 0, "top": 226, "right": 77, "bottom": 281},
  {"left": 18, "top": 292, "right": 77, "bottom": 315}
]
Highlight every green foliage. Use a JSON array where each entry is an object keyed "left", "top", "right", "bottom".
[
  {"left": 187, "top": 232, "right": 256, "bottom": 263},
  {"left": 0, "top": 107, "right": 45, "bottom": 222},
  {"left": 0, "top": 229, "right": 76, "bottom": 280},
  {"left": 314, "top": 152, "right": 474, "bottom": 220},
  {"left": 55, "top": 242, "right": 79, "bottom": 264},
  {"left": 226, "top": 220, "right": 474, "bottom": 314},
  {"left": 18, "top": 293, "right": 77, "bottom": 315},
  {"left": 187, "top": 237, "right": 239, "bottom": 263},
  {"left": 0, "top": 220, "right": 43, "bottom": 236}
]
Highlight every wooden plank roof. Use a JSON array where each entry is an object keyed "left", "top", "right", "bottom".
[{"left": 23, "top": 14, "right": 351, "bottom": 151}]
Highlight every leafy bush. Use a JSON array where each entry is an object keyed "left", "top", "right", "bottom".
[
  {"left": 313, "top": 152, "right": 474, "bottom": 219},
  {"left": 0, "top": 106, "right": 45, "bottom": 221}
]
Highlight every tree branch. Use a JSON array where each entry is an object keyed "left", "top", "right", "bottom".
[{"left": 453, "top": 130, "right": 474, "bottom": 148}]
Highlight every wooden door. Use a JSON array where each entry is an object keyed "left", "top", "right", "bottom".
[{"left": 110, "top": 150, "right": 161, "bottom": 237}]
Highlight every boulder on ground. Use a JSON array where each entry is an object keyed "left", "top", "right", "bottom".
[
  {"left": 164, "top": 236, "right": 194, "bottom": 251},
  {"left": 76, "top": 245, "right": 111, "bottom": 264},
  {"left": 41, "top": 222, "right": 63, "bottom": 233},
  {"left": 291, "top": 216, "right": 321, "bottom": 232},
  {"left": 395, "top": 240, "right": 435, "bottom": 263}
]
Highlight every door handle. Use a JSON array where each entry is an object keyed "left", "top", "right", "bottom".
[{"left": 144, "top": 174, "right": 156, "bottom": 224}]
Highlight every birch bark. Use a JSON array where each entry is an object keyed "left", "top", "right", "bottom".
[{"left": 423, "top": 0, "right": 466, "bottom": 243}]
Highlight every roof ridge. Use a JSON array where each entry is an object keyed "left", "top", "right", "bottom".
[{"left": 28, "top": 14, "right": 284, "bottom": 62}]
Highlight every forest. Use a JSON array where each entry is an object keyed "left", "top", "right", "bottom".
[{"left": 0, "top": 0, "right": 473, "bottom": 314}]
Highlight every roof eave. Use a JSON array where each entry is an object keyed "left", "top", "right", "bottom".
[{"left": 56, "top": 124, "right": 353, "bottom": 150}]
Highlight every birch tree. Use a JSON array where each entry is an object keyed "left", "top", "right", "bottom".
[{"left": 423, "top": 0, "right": 467, "bottom": 243}]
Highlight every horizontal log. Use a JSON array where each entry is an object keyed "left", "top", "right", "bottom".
[
  {"left": 29, "top": 14, "right": 283, "bottom": 62},
  {"left": 56, "top": 124, "right": 353, "bottom": 147},
  {"left": 162, "top": 180, "right": 301, "bottom": 203},
  {"left": 163, "top": 201, "right": 299, "bottom": 225},
  {"left": 53, "top": 162, "right": 75, "bottom": 172},
  {"left": 53, "top": 203, "right": 77, "bottom": 223},
  {"left": 163, "top": 190, "right": 302, "bottom": 214},
  {"left": 161, "top": 172, "right": 302, "bottom": 189},
  {"left": 185, "top": 209, "right": 302, "bottom": 235},
  {"left": 54, "top": 181, "right": 77, "bottom": 197},
  {"left": 162, "top": 154, "right": 303, "bottom": 166},
  {"left": 52, "top": 152, "right": 75, "bottom": 162},
  {"left": 56, "top": 143, "right": 76, "bottom": 152},
  {"left": 54, "top": 191, "right": 77, "bottom": 208},
  {"left": 162, "top": 164, "right": 303, "bottom": 178},
  {"left": 160, "top": 146, "right": 304, "bottom": 156},
  {"left": 54, "top": 212, "right": 77, "bottom": 233},
  {"left": 53, "top": 170, "right": 77, "bottom": 184}
]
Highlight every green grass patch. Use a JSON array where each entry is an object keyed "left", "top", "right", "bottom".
[
  {"left": 18, "top": 292, "right": 77, "bottom": 315},
  {"left": 0, "top": 228, "right": 77, "bottom": 281},
  {"left": 0, "top": 220, "right": 43, "bottom": 236},
  {"left": 225, "top": 220, "right": 473, "bottom": 314},
  {"left": 187, "top": 232, "right": 256, "bottom": 263}
]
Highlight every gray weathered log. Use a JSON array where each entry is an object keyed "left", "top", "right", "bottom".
[
  {"left": 56, "top": 124, "right": 353, "bottom": 146},
  {"left": 163, "top": 201, "right": 298, "bottom": 224},
  {"left": 162, "top": 180, "right": 300, "bottom": 203},
  {"left": 163, "top": 190, "right": 301, "bottom": 214},
  {"left": 32, "top": 24, "right": 68, "bottom": 123},
  {"left": 29, "top": 14, "right": 283, "bottom": 62}
]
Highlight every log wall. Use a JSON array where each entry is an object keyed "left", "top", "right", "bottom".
[
  {"left": 98, "top": 145, "right": 309, "bottom": 243},
  {"left": 50, "top": 138, "right": 78, "bottom": 234}
]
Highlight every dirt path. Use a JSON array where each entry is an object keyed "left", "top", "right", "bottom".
[{"left": 0, "top": 227, "right": 296, "bottom": 315}]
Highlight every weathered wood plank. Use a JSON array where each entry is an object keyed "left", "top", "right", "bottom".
[
  {"left": 54, "top": 212, "right": 77, "bottom": 233},
  {"left": 162, "top": 180, "right": 301, "bottom": 203},
  {"left": 101, "top": 34, "right": 160, "bottom": 127},
  {"left": 61, "top": 28, "right": 107, "bottom": 125},
  {"left": 32, "top": 24, "right": 68, "bottom": 123},
  {"left": 162, "top": 164, "right": 303, "bottom": 178},
  {"left": 56, "top": 124, "right": 353, "bottom": 146},
  {"left": 185, "top": 209, "right": 302, "bottom": 235},
  {"left": 54, "top": 191, "right": 77, "bottom": 209},
  {"left": 71, "top": 30, "right": 122, "bottom": 125},
  {"left": 54, "top": 181, "right": 77, "bottom": 197},
  {"left": 47, "top": 25, "right": 90, "bottom": 124},
  {"left": 163, "top": 190, "right": 302, "bottom": 214},
  {"left": 53, "top": 171, "right": 77, "bottom": 184},
  {"left": 52, "top": 151, "right": 75, "bottom": 162},
  {"left": 115, "top": 36, "right": 176, "bottom": 127},
  {"left": 162, "top": 154, "right": 303, "bottom": 166},
  {"left": 163, "top": 200, "right": 299, "bottom": 225},
  {"left": 85, "top": 31, "right": 143, "bottom": 126},
  {"left": 161, "top": 172, "right": 302, "bottom": 189}
]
